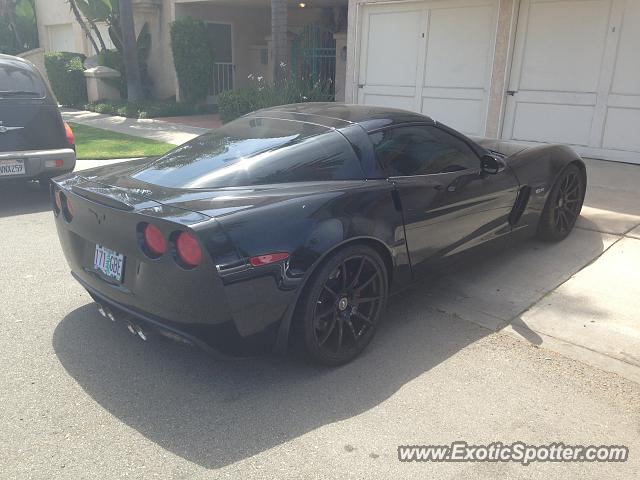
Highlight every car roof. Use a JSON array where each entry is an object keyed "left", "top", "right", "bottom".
[
  {"left": 250, "top": 103, "right": 436, "bottom": 132},
  {"left": 0, "top": 53, "right": 34, "bottom": 69}
]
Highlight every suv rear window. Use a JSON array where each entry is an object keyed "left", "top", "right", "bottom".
[
  {"left": 0, "top": 63, "right": 46, "bottom": 99},
  {"left": 132, "top": 117, "right": 364, "bottom": 188}
]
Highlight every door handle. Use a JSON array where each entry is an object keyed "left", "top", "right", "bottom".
[
  {"left": 433, "top": 183, "right": 444, "bottom": 191},
  {"left": 507, "top": 90, "right": 517, "bottom": 96}
]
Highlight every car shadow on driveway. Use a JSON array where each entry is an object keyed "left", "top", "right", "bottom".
[
  {"left": 53, "top": 286, "right": 489, "bottom": 469},
  {"left": 0, "top": 181, "right": 51, "bottom": 219}
]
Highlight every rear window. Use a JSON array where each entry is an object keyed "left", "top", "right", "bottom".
[
  {"left": 0, "top": 63, "right": 46, "bottom": 99},
  {"left": 132, "top": 117, "right": 364, "bottom": 189}
]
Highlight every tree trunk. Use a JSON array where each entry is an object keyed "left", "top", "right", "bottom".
[
  {"left": 119, "top": 0, "right": 143, "bottom": 102},
  {"left": 67, "top": 0, "right": 100, "bottom": 55},
  {"left": 271, "top": 0, "right": 288, "bottom": 84}
]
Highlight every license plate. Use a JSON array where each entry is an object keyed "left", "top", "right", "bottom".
[
  {"left": 0, "top": 159, "right": 25, "bottom": 176},
  {"left": 94, "top": 245, "right": 125, "bottom": 282}
]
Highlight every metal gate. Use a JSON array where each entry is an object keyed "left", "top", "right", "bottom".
[{"left": 291, "top": 23, "right": 336, "bottom": 90}]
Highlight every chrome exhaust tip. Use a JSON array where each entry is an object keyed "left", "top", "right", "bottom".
[
  {"left": 97, "top": 303, "right": 116, "bottom": 322},
  {"left": 127, "top": 322, "right": 136, "bottom": 335},
  {"left": 126, "top": 321, "right": 148, "bottom": 341}
]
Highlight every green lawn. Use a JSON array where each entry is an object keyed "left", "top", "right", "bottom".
[{"left": 69, "top": 123, "right": 175, "bottom": 160}]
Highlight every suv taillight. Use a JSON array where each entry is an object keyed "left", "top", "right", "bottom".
[{"left": 64, "top": 122, "right": 75, "bottom": 147}]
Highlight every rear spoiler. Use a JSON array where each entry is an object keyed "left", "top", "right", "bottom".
[{"left": 71, "top": 185, "right": 135, "bottom": 211}]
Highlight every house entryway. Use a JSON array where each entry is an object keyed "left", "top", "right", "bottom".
[{"left": 206, "top": 22, "right": 234, "bottom": 102}]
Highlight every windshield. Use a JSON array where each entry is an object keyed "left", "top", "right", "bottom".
[
  {"left": 0, "top": 63, "right": 46, "bottom": 99},
  {"left": 132, "top": 117, "right": 364, "bottom": 189}
]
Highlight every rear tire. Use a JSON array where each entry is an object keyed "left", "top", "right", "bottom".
[
  {"left": 293, "top": 245, "right": 388, "bottom": 366},
  {"left": 536, "top": 164, "right": 585, "bottom": 242}
]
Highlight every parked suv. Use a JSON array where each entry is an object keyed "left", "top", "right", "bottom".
[{"left": 0, "top": 54, "right": 76, "bottom": 187}]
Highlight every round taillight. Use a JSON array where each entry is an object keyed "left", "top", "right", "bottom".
[
  {"left": 65, "top": 196, "right": 75, "bottom": 219},
  {"left": 54, "top": 190, "right": 62, "bottom": 211},
  {"left": 143, "top": 224, "right": 167, "bottom": 256},
  {"left": 175, "top": 231, "right": 202, "bottom": 268}
]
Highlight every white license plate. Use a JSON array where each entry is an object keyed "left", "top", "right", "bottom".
[
  {"left": 94, "top": 245, "right": 125, "bottom": 282},
  {"left": 0, "top": 159, "right": 25, "bottom": 176}
]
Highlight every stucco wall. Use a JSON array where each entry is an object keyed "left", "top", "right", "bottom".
[
  {"left": 35, "top": 0, "right": 87, "bottom": 54},
  {"left": 174, "top": 3, "right": 270, "bottom": 92}
]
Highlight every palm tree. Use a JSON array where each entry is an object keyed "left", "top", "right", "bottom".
[
  {"left": 0, "top": 0, "right": 22, "bottom": 48},
  {"left": 271, "top": 0, "right": 288, "bottom": 84},
  {"left": 119, "top": 0, "right": 143, "bottom": 101},
  {"left": 67, "top": 0, "right": 100, "bottom": 54}
]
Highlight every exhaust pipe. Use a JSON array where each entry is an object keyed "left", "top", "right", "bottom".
[
  {"left": 97, "top": 302, "right": 147, "bottom": 341},
  {"left": 127, "top": 321, "right": 147, "bottom": 341},
  {"left": 96, "top": 303, "right": 116, "bottom": 322}
]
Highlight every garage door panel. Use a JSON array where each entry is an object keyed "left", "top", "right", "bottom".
[
  {"left": 602, "top": 108, "right": 640, "bottom": 152},
  {"left": 512, "top": 103, "right": 594, "bottom": 146},
  {"left": 361, "top": 10, "right": 424, "bottom": 87},
  {"left": 421, "top": 97, "right": 484, "bottom": 135},
  {"left": 362, "top": 94, "right": 416, "bottom": 111},
  {"left": 520, "top": 0, "right": 610, "bottom": 93},
  {"left": 423, "top": 4, "right": 495, "bottom": 89},
  {"left": 611, "top": 1, "right": 640, "bottom": 96},
  {"left": 357, "top": 0, "right": 498, "bottom": 135}
]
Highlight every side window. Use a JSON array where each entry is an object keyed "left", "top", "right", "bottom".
[{"left": 369, "top": 125, "right": 479, "bottom": 177}]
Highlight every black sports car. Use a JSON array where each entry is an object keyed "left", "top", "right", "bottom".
[{"left": 52, "top": 104, "right": 586, "bottom": 365}]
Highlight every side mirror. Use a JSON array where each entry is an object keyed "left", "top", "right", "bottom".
[{"left": 481, "top": 154, "right": 505, "bottom": 175}]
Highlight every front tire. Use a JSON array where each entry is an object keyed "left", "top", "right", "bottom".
[
  {"left": 294, "top": 245, "right": 389, "bottom": 366},
  {"left": 536, "top": 164, "right": 585, "bottom": 242}
]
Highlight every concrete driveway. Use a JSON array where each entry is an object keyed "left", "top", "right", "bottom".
[{"left": 0, "top": 158, "right": 638, "bottom": 479}]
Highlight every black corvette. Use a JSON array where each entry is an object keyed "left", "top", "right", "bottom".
[{"left": 52, "top": 104, "right": 586, "bottom": 365}]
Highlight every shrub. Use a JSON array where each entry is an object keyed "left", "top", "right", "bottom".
[
  {"left": 170, "top": 17, "right": 213, "bottom": 103},
  {"left": 218, "top": 76, "right": 334, "bottom": 123},
  {"left": 45, "top": 52, "right": 88, "bottom": 107},
  {"left": 83, "top": 99, "right": 209, "bottom": 119}
]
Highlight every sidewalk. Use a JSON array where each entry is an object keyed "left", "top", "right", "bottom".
[
  {"left": 61, "top": 109, "right": 211, "bottom": 146},
  {"left": 427, "top": 158, "right": 640, "bottom": 382}
]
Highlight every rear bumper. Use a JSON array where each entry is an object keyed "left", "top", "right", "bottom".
[
  {"left": 0, "top": 148, "right": 76, "bottom": 181},
  {"left": 76, "top": 273, "right": 236, "bottom": 358}
]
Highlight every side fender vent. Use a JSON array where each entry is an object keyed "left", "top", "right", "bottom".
[{"left": 509, "top": 186, "right": 531, "bottom": 226}]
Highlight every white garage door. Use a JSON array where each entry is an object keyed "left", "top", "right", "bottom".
[
  {"left": 503, "top": 0, "right": 640, "bottom": 164},
  {"left": 356, "top": 0, "right": 499, "bottom": 136}
]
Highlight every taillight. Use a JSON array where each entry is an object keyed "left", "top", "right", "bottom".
[
  {"left": 54, "top": 190, "right": 62, "bottom": 212},
  {"left": 65, "top": 196, "right": 75, "bottom": 219},
  {"left": 175, "top": 231, "right": 202, "bottom": 268},
  {"left": 249, "top": 252, "right": 289, "bottom": 267},
  {"left": 64, "top": 122, "right": 75, "bottom": 146},
  {"left": 142, "top": 223, "right": 167, "bottom": 257}
]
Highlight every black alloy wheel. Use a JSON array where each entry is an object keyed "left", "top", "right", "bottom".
[
  {"left": 537, "top": 164, "right": 585, "bottom": 241},
  {"left": 295, "top": 246, "right": 388, "bottom": 366}
]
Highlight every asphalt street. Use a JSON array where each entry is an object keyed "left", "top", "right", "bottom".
[{"left": 0, "top": 178, "right": 638, "bottom": 479}]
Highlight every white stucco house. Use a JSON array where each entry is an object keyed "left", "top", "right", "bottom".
[{"left": 34, "top": 0, "right": 640, "bottom": 163}]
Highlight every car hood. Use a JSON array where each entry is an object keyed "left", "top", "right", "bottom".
[{"left": 65, "top": 158, "right": 366, "bottom": 219}]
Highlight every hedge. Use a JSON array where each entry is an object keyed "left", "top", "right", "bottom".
[
  {"left": 170, "top": 18, "right": 213, "bottom": 103},
  {"left": 44, "top": 52, "right": 88, "bottom": 107},
  {"left": 218, "top": 77, "right": 334, "bottom": 123},
  {"left": 83, "top": 99, "right": 213, "bottom": 119}
]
